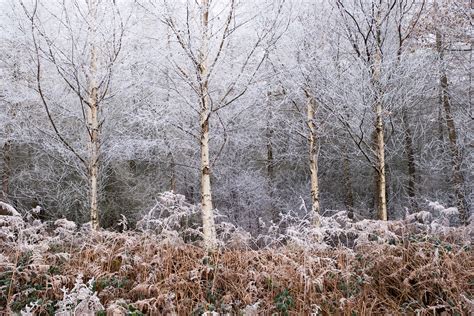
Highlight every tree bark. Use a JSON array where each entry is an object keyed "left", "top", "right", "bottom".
[
  {"left": 88, "top": 0, "right": 100, "bottom": 230},
  {"left": 2, "top": 140, "right": 11, "bottom": 202},
  {"left": 165, "top": 30, "right": 176, "bottom": 193},
  {"left": 2, "top": 69, "right": 18, "bottom": 202},
  {"left": 402, "top": 110, "right": 417, "bottom": 209},
  {"left": 396, "top": 42, "right": 417, "bottom": 211},
  {"left": 373, "top": 13, "right": 387, "bottom": 221},
  {"left": 341, "top": 142, "right": 354, "bottom": 218},
  {"left": 374, "top": 107, "right": 387, "bottom": 220},
  {"left": 199, "top": 0, "right": 217, "bottom": 250},
  {"left": 436, "top": 29, "right": 469, "bottom": 224},
  {"left": 305, "top": 91, "right": 320, "bottom": 226},
  {"left": 266, "top": 92, "right": 277, "bottom": 222},
  {"left": 169, "top": 152, "right": 177, "bottom": 192}
]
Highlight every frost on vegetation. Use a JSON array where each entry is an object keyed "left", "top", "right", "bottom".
[
  {"left": 132, "top": 194, "right": 472, "bottom": 251},
  {"left": 54, "top": 218, "right": 77, "bottom": 238},
  {"left": 54, "top": 274, "right": 104, "bottom": 316},
  {"left": 0, "top": 201, "right": 21, "bottom": 216},
  {"left": 419, "top": 201, "right": 472, "bottom": 235},
  {"left": 54, "top": 218, "right": 77, "bottom": 231},
  {"left": 262, "top": 200, "right": 472, "bottom": 251},
  {"left": 0, "top": 193, "right": 470, "bottom": 315},
  {"left": 135, "top": 191, "right": 247, "bottom": 247},
  {"left": 0, "top": 214, "right": 24, "bottom": 241},
  {"left": 242, "top": 302, "right": 260, "bottom": 316},
  {"left": 137, "top": 191, "right": 201, "bottom": 238},
  {"left": 0, "top": 206, "right": 81, "bottom": 250},
  {"left": 424, "top": 201, "right": 469, "bottom": 234},
  {"left": 1, "top": 193, "right": 471, "bottom": 253},
  {"left": 19, "top": 274, "right": 104, "bottom": 315}
]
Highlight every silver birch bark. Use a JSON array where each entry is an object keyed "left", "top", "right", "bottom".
[
  {"left": 373, "top": 12, "right": 387, "bottom": 221},
  {"left": 305, "top": 91, "right": 320, "bottom": 226},
  {"left": 87, "top": 0, "right": 100, "bottom": 230},
  {"left": 21, "top": 0, "right": 123, "bottom": 229},
  {"left": 199, "top": 0, "right": 217, "bottom": 250}
]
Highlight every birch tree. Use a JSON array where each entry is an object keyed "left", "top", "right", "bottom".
[
  {"left": 20, "top": 0, "right": 125, "bottom": 229},
  {"left": 140, "top": 0, "right": 286, "bottom": 249},
  {"left": 334, "top": 0, "right": 398, "bottom": 220},
  {"left": 305, "top": 90, "right": 321, "bottom": 225}
]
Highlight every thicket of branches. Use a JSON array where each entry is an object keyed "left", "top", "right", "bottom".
[
  {"left": 0, "top": 0, "right": 472, "bottom": 313},
  {"left": 0, "top": 0, "right": 471, "bottom": 232}
]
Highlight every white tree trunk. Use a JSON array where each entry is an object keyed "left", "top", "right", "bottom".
[
  {"left": 373, "top": 14, "right": 387, "bottom": 221},
  {"left": 306, "top": 92, "right": 320, "bottom": 226},
  {"left": 88, "top": 0, "right": 100, "bottom": 230},
  {"left": 374, "top": 99, "right": 387, "bottom": 221},
  {"left": 199, "top": 0, "right": 217, "bottom": 250}
]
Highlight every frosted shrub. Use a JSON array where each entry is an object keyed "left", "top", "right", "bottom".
[
  {"left": 224, "top": 226, "right": 253, "bottom": 249},
  {"left": 0, "top": 201, "right": 21, "bottom": 216},
  {"left": 54, "top": 219, "right": 77, "bottom": 239},
  {"left": 136, "top": 191, "right": 201, "bottom": 241},
  {"left": 20, "top": 301, "right": 39, "bottom": 316},
  {"left": 136, "top": 192, "right": 247, "bottom": 247},
  {"left": 55, "top": 274, "right": 104, "bottom": 316},
  {"left": 0, "top": 215, "right": 24, "bottom": 242},
  {"left": 1, "top": 208, "right": 47, "bottom": 246}
]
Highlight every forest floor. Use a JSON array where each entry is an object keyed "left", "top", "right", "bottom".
[{"left": 0, "top": 207, "right": 473, "bottom": 315}]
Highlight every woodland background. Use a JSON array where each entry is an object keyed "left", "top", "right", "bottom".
[
  {"left": 0, "top": 0, "right": 473, "bottom": 314},
  {"left": 0, "top": 0, "right": 472, "bottom": 231}
]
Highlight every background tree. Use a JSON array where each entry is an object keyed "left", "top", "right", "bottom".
[{"left": 19, "top": 0, "right": 126, "bottom": 228}]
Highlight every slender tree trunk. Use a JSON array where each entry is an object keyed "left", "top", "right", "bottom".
[
  {"left": 199, "top": 0, "right": 217, "bottom": 250},
  {"left": 2, "top": 140, "right": 11, "bottom": 202},
  {"left": 374, "top": 108, "right": 387, "bottom": 220},
  {"left": 2, "top": 109, "right": 13, "bottom": 202},
  {"left": 3, "top": 67, "right": 19, "bottom": 202},
  {"left": 396, "top": 43, "right": 417, "bottom": 211},
  {"left": 469, "top": 7, "right": 473, "bottom": 120},
  {"left": 373, "top": 15, "right": 387, "bottom": 221},
  {"left": 88, "top": 95, "right": 100, "bottom": 230},
  {"left": 341, "top": 142, "right": 354, "bottom": 218},
  {"left": 88, "top": 0, "right": 100, "bottom": 230},
  {"left": 200, "top": 110, "right": 216, "bottom": 248},
  {"left": 436, "top": 29, "right": 469, "bottom": 224},
  {"left": 336, "top": 37, "right": 354, "bottom": 218},
  {"left": 266, "top": 92, "right": 277, "bottom": 222},
  {"left": 165, "top": 28, "right": 176, "bottom": 193},
  {"left": 169, "top": 152, "right": 177, "bottom": 192},
  {"left": 306, "top": 92, "right": 320, "bottom": 226},
  {"left": 370, "top": 130, "right": 377, "bottom": 216},
  {"left": 437, "top": 87, "right": 445, "bottom": 142},
  {"left": 402, "top": 110, "right": 417, "bottom": 210}
]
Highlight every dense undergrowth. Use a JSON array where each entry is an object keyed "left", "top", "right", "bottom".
[{"left": 0, "top": 193, "right": 473, "bottom": 315}]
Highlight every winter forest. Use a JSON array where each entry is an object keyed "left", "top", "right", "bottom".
[{"left": 0, "top": 0, "right": 472, "bottom": 314}]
